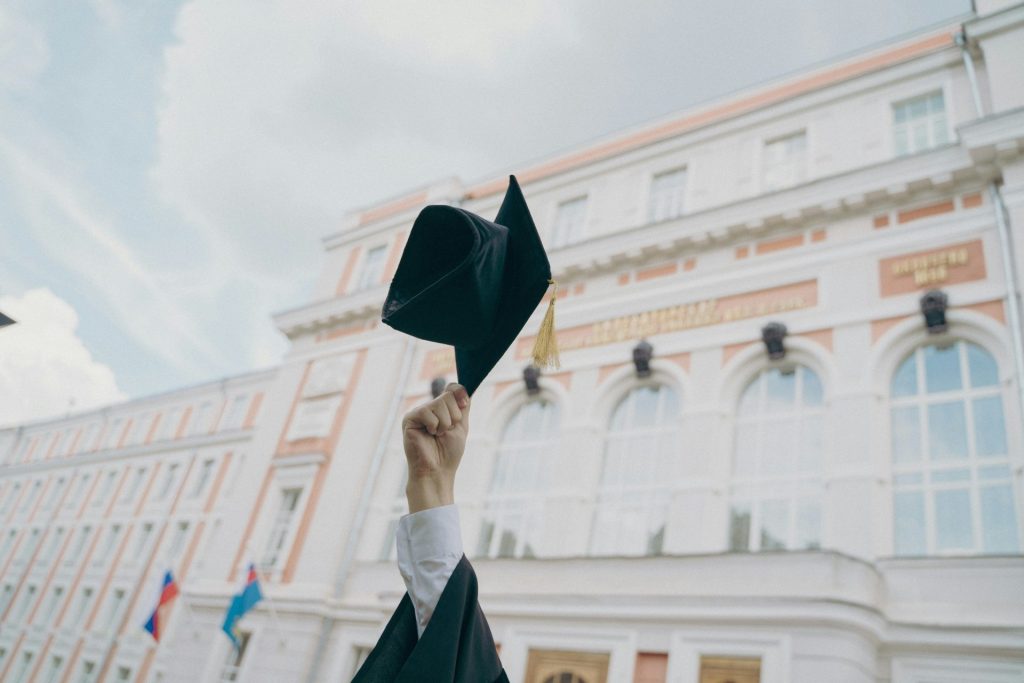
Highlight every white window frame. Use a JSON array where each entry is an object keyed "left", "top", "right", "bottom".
[
  {"left": 477, "top": 399, "right": 561, "bottom": 559},
  {"left": 353, "top": 244, "right": 389, "bottom": 292},
  {"left": 19, "top": 479, "right": 42, "bottom": 514},
  {"left": 14, "top": 583, "right": 38, "bottom": 623},
  {"left": 167, "top": 520, "right": 191, "bottom": 560},
  {"left": 729, "top": 364, "right": 826, "bottom": 553},
  {"left": 77, "top": 659, "right": 98, "bottom": 683},
  {"left": 100, "top": 587, "right": 127, "bottom": 634},
  {"left": 119, "top": 467, "right": 148, "bottom": 506},
  {"left": 41, "top": 653, "right": 64, "bottom": 683},
  {"left": 9, "top": 649, "right": 35, "bottom": 683},
  {"left": 261, "top": 487, "right": 304, "bottom": 574},
  {"left": 647, "top": 167, "right": 688, "bottom": 223},
  {"left": 65, "top": 525, "right": 93, "bottom": 567},
  {"left": 39, "top": 584, "right": 65, "bottom": 626},
  {"left": 134, "top": 521, "right": 155, "bottom": 559},
  {"left": 761, "top": 129, "right": 808, "bottom": 192},
  {"left": 590, "top": 383, "right": 681, "bottom": 557},
  {"left": 42, "top": 476, "right": 67, "bottom": 511},
  {"left": 889, "top": 341, "right": 1019, "bottom": 556},
  {"left": 92, "top": 469, "right": 120, "bottom": 508},
  {"left": 219, "top": 630, "right": 252, "bottom": 683},
  {"left": 891, "top": 88, "right": 952, "bottom": 157},
  {"left": 78, "top": 423, "right": 99, "bottom": 453},
  {"left": 220, "top": 394, "right": 249, "bottom": 431},
  {"left": 551, "top": 195, "right": 588, "bottom": 248},
  {"left": 102, "top": 418, "right": 124, "bottom": 450},
  {"left": 160, "top": 407, "right": 182, "bottom": 441},
  {"left": 157, "top": 463, "right": 182, "bottom": 502},
  {"left": 190, "top": 401, "right": 214, "bottom": 436},
  {"left": 40, "top": 526, "right": 66, "bottom": 564},
  {"left": 189, "top": 459, "right": 216, "bottom": 499},
  {"left": 69, "top": 585, "right": 95, "bottom": 628}
]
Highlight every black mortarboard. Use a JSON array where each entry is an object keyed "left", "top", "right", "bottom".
[
  {"left": 382, "top": 176, "right": 558, "bottom": 395},
  {"left": 0, "top": 311, "right": 14, "bottom": 328}
]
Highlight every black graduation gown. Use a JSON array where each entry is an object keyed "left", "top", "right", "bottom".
[{"left": 352, "top": 555, "right": 508, "bottom": 683}]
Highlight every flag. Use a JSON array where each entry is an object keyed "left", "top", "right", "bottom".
[
  {"left": 222, "top": 563, "right": 263, "bottom": 649},
  {"left": 143, "top": 570, "right": 179, "bottom": 642}
]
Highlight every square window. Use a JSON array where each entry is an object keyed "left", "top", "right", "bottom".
[{"left": 551, "top": 196, "right": 588, "bottom": 247}]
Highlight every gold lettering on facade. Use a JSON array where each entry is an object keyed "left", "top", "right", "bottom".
[
  {"left": 517, "top": 280, "right": 816, "bottom": 357},
  {"left": 889, "top": 248, "right": 968, "bottom": 284}
]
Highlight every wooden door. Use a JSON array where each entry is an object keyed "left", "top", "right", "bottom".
[
  {"left": 524, "top": 649, "right": 610, "bottom": 683},
  {"left": 699, "top": 656, "right": 761, "bottom": 683}
]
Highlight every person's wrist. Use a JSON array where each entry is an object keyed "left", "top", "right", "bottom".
[{"left": 405, "top": 472, "right": 454, "bottom": 514}]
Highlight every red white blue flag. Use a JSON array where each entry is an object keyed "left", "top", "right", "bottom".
[{"left": 144, "top": 570, "right": 180, "bottom": 642}]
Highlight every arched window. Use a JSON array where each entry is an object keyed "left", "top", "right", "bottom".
[
  {"left": 591, "top": 384, "right": 680, "bottom": 556},
  {"left": 477, "top": 400, "right": 561, "bottom": 559},
  {"left": 729, "top": 365, "right": 825, "bottom": 552},
  {"left": 890, "top": 341, "right": 1019, "bottom": 555}
]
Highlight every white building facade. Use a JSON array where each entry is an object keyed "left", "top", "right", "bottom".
[{"left": 2, "top": 3, "right": 1024, "bottom": 682}]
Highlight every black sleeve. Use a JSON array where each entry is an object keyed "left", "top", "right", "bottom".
[{"left": 352, "top": 555, "right": 507, "bottom": 683}]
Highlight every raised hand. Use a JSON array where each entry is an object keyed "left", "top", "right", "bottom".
[{"left": 402, "top": 383, "right": 470, "bottom": 513}]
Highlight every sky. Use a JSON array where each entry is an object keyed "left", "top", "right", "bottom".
[{"left": 0, "top": 0, "right": 973, "bottom": 426}]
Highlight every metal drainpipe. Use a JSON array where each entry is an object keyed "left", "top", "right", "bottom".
[
  {"left": 957, "top": 28, "right": 1024, "bottom": 421},
  {"left": 303, "top": 336, "right": 416, "bottom": 683}
]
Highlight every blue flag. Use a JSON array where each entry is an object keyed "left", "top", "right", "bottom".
[{"left": 222, "top": 563, "right": 263, "bottom": 649}]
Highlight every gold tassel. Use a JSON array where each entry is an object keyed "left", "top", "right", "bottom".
[{"left": 530, "top": 279, "right": 561, "bottom": 370}]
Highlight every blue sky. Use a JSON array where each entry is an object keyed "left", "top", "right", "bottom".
[{"left": 0, "top": 0, "right": 971, "bottom": 424}]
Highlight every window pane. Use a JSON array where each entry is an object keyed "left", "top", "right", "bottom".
[
  {"left": 927, "top": 402, "right": 968, "bottom": 460},
  {"left": 972, "top": 397, "right": 1007, "bottom": 457},
  {"left": 631, "top": 387, "right": 660, "bottom": 428},
  {"left": 759, "top": 500, "right": 788, "bottom": 550},
  {"left": 764, "top": 369, "right": 796, "bottom": 411},
  {"left": 924, "top": 344, "right": 961, "bottom": 393},
  {"left": 891, "top": 406, "right": 922, "bottom": 463},
  {"left": 894, "top": 491, "right": 926, "bottom": 555},
  {"left": 802, "top": 369, "right": 823, "bottom": 406},
  {"left": 979, "top": 464, "right": 1011, "bottom": 481},
  {"left": 980, "top": 484, "right": 1020, "bottom": 554},
  {"left": 729, "top": 504, "right": 751, "bottom": 551},
  {"left": 931, "top": 468, "right": 970, "bottom": 483},
  {"left": 934, "top": 488, "right": 974, "bottom": 551},
  {"left": 966, "top": 344, "right": 999, "bottom": 387},
  {"left": 891, "top": 356, "right": 917, "bottom": 397}
]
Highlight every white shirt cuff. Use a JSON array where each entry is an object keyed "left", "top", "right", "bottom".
[{"left": 395, "top": 504, "right": 463, "bottom": 637}]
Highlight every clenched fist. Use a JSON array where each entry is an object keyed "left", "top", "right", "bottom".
[{"left": 402, "top": 383, "right": 471, "bottom": 513}]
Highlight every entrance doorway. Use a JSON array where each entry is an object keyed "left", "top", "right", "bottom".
[{"left": 524, "top": 649, "right": 610, "bottom": 683}]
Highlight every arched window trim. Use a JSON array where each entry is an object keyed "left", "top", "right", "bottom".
[
  {"left": 590, "top": 379, "right": 682, "bottom": 557},
  {"left": 887, "top": 338, "right": 1020, "bottom": 556},
  {"left": 727, "top": 362, "right": 827, "bottom": 553},
  {"left": 476, "top": 396, "right": 563, "bottom": 559}
]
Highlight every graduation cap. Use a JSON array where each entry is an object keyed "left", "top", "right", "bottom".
[
  {"left": 382, "top": 176, "right": 559, "bottom": 395},
  {"left": 0, "top": 311, "right": 14, "bottom": 328}
]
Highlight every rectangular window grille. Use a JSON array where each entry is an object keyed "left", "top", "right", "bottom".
[
  {"left": 893, "top": 91, "right": 949, "bottom": 156},
  {"left": 648, "top": 167, "right": 687, "bottom": 222},
  {"left": 552, "top": 196, "right": 588, "bottom": 247},
  {"left": 354, "top": 245, "right": 388, "bottom": 292},
  {"left": 262, "top": 488, "right": 302, "bottom": 571},
  {"left": 762, "top": 131, "right": 807, "bottom": 192}
]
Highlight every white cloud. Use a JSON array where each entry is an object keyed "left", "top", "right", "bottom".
[
  {"left": 0, "top": 288, "right": 125, "bottom": 425},
  {"left": 0, "top": 132, "right": 227, "bottom": 376}
]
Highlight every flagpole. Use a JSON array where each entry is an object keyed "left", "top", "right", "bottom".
[{"left": 245, "top": 543, "right": 287, "bottom": 647}]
